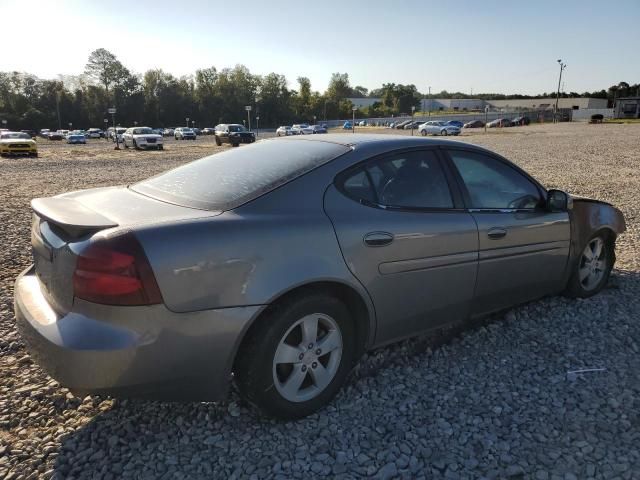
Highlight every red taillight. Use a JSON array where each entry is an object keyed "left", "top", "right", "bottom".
[{"left": 73, "top": 233, "right": 163, "bottom": 306}]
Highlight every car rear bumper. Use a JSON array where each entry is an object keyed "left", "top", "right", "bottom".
[{"left": 14, "top": 266, "right": 262, "bottom": 401}]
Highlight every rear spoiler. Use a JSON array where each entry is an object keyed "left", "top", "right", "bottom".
[{"left": 31, "top": 197, "right": 118, "bottom": 237}]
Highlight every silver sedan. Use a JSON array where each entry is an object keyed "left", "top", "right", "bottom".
[
  {"left": 419, "top": 121, "right": 461, "bottom": 136},
  {"left": 15, "top": 135, "right": 625, "bottom": 418}
]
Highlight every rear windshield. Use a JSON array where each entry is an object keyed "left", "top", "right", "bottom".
[{"left": 131, "top": 139, "right": 350, "bottom": 210}]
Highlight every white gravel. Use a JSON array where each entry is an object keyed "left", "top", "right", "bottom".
[{"left": 0, "top": 124, "right": 639, "bottom": 479}]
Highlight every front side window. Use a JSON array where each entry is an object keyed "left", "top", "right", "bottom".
[
  {"left": 448, "top": 150, "right": 542, "bottom": 210},
  {"left": 341, "top": 150, "right": 454, "bottom": 209}
]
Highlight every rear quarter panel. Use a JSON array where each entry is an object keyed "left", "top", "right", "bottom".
[{"left": 134, "top": 158, "right": 376, "bottom": 328}]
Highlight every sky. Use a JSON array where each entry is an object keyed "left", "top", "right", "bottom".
[{"left": 1, "top": 0, "right": 638, "bottom": 95}]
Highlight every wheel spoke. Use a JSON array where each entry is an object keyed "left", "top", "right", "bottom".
[
  {"left": 583, "top": 248, "right": 594, "bottom": 261},
  {"left": 275, "top": 343, "right": 303, "bottom": 365},
  {"left": 579, "top": 266, "right": 591, "bottom": 282},
  {"left": 592, "top": 239, "right": 603, "bottom": 259},
  {"left": 309, "top": 363, "right": 331, "bottom": 389},
  {"left": 281, "top": 367, "right": 307, "bottom": 398},
  {"left": 595, "top": 260, "right": 605, "bottom": 271},
  {"left": 301, "top": 316, "right": 319, "bottom": 345},
  {"left": 317, "top": 330, "right": 342, "bottom": 354}
]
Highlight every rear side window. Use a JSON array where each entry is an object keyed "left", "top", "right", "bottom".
[
  {"left": 132, "top": 140, "right": 350, "bottom": 211},
  {"left": 340, "top": 150, "right": 454, "bottom": 209}
]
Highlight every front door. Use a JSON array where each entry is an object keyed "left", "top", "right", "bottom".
[
  {"left": 444, "top": 148, "right": 571, "bottom": 316},
  {"left": 324, "top": 148, "right": 479, "bottom": 345}
]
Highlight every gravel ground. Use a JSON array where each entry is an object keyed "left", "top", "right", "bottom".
[{"left": 0, "top": 123, "right": 639, "bottom": 480}]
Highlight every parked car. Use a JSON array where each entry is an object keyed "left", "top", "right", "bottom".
[
  {"left": 107, "top": 127, "right": 127, "bottom": 142},
  {"left": 151, "top": 128, "right": 164, "bottom": 136},
  {"left": 276, "top": 126, "right": 294, "bottom": 136},
  {"left": 309, "top": 125, "right": 328, "bottom": 134},
  {"left": 201, "top": 128, "right": 215, "bottom": 135},
  {"left": 358, "top": 120, "right": 367, "bottom": 127},
  {"left": 487, "top": 118, "right": 513, "bottom": 128},
  {"left": 67, "top": 133, "right": 87, "bottom": 144},
  {"left": 0, "top": 131, "right": 38, "bottom": 156},
  {"left": 463, "top": 120, "right": 485, "bottom": 128},
  {"left": 123, "top": 127, "right": 164, "bottom": 150},
  {"left": 512, "top": 116, "right": 531, "bottom": 126},
  {"left": 174, "top": 127, "right": 197, "bottom": 140},
  {"left": 292, "top": 124, "right": 312, "bottom": 135},
  {"left": 15, "top": 135, "right": 625, "bottom": 419},
  {"left": 214, "top": 124, "right": 256, "bottom": 146},
  {"left": 418, "top": 121, "right": 461, "bottom": 136},
  {"left": 47, "top": 132, "right": 63, "bottom": 141},
  {"left": 39, "top": 129, "right": 50, "bottom": 138},
  {"left": 163, "top": 128, "right": 175, "bottom": 137},
  {"left": 193, "top": 128, "right": 201, "bottom": 136},
  {"left": 395, "top": 120, "right": 412, "bottom": 129},
  {"left": 446, "top": 120, "right": 464, "bottom": 128},
  {"left": 343, "top": 121, "right": 353, "bottom": 130},
  {"left": 20, "top": 129, "right": 38, "bottom": 139},
  {"left": 87, "top": 128, "right": 103, "bottom": 139},
  {"left": 403, "top": 121, "right": 423, "bottom": 130}
]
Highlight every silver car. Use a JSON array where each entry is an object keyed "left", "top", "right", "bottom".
[
  {"left": 276, "top": 126, "right": 293, "bottom": 136},
  {"left": 419, "top": 121, "right": 461, "bottom": 136},
  {"left": 15, "top": 135, "right": 625, "bottom": 419}
]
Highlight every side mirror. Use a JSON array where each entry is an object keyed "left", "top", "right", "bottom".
[{"left": 547, "top": 189, "right": 573, "bottom": 211}]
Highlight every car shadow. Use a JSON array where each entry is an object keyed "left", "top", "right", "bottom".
[{"left": 50, "top": 269, "right": 638, "bottom": 478}]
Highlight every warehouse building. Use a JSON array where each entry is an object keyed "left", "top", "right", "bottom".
[
  {"left": 614, "top": 97, "right": 640, "bottom": 118},
  {"left": 487, "top": 97, "right": 608, "bottom": 111}
]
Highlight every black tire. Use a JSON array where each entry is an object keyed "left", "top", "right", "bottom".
[
  {"left": 441, "top": 129, "right": 448, "bottom": 136},
  {"left": 123, "top": 142, "right": 129, "bottom": 149},
  {"left": 235, "top": 293, "right": 356, "bottom": 419},
  {"left": 232, "top": 143, "right": 239, "bottom": 147},
  {"left": 133, "top": 140, "right": 138, "bottom": 150},
  {"left": 565, "top": 231, "right": 614, "bottom": 298},
  {"left": 420, "top": 129, "right": 427, "bottom": 136},
  {"left": 215, "top": 136, "right": 222, "bottom": 146},
  {"left": 158, "top": 145, "right": 163, "bottom": 151}
]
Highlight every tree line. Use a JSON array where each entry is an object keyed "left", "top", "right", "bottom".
[{"left": 0, "top": 48, "right": 636, "bottom": 131}]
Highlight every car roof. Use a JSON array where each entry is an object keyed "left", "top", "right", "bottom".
[{"left": 276, "top": 133, "right": 493, "bottom": 152}]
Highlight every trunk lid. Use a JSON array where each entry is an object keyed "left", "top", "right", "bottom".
[{"left": 31, "top": 186, "right": 218, "bottom": 314}]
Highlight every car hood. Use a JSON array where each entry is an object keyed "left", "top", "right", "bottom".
[
  {"left": 133, "top": 134, "right": 162, "bottom": 139},
  {"left": 0, "top": 138, "right": 36, "bottom": 144}
]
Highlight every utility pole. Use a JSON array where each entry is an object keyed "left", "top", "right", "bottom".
[
  {"left": 428, "top": 86, "right": 432, "bottom": 117},
  {"left": 554, "top": 59, "right": 567, "bottom": 123},
  {"left": 352, "top": 107, "right": 357, "bottom": 133}
]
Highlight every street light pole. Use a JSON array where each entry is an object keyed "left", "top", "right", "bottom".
[
  {"left": 555, "top": 60, "right": 567, "bottom": 123},
  {"left": 352, "top": 107, "right": 356, "bottom": 134},
  {"left": 411, "top": 106, "right": 415, "bottom": 136},
  {"left": 256, "top": 116, "right": 260, "bottom": 137},
  {"left": 185, "top": 117, "right": 190, "bottom": 128}
]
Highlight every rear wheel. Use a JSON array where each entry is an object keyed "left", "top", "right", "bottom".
[
  {"left": 133, "top": 140, "right": 138, "bottom": 150},
  {"left": 215, "top": 136, "right": 222, "bottom": 146},
  {"left": 158, "top": 145, "right": 163, "bottom": 151},
  {"left": 565, "top": 233, "right": 614, "bottom": 298},
  {"left": 420, "top": 129, "right": 427, "bottom": 136},
  {"left": 235, "top": 293, "right": 355, "bottom": 419},
  {"left": 441, "top": 129, "right": 448, "bottom": 136}
]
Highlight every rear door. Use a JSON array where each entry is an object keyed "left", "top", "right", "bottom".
[
  {"left": 324, "top": 148, "right": 479, "bottom": 345},
  {"left": 443, "top": 147, "right": 570, "bottom": 316}
]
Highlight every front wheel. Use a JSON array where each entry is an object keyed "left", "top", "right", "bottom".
[
  {"left": 215, "top": 136, "right": 222, "bottom": 146},
  {"left": 133, "top": 140, "right": 138, "bottom": 150},
  {"left": 420, "top": 129, "right": 427, "bottom": 136},
  {"left": 441, "top": 129, "right": 448, "bottom": 136},
  {"left": 235, "top": 293, "right": 355, "bottom": 419},
  {"left": 565, "top": 233, "right": 614, "bottom": 298}
]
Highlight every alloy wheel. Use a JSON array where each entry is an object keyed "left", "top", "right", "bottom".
[
  {"left": 272, "top": 313, "right": 343, "bottom": 403},
  {"left": 579, "top": 237, "right": 607, "bottom": 291}
]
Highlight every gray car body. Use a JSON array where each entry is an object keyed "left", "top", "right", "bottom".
[{"left": 14, "top": 134, "right": 626, "bottom": 401}]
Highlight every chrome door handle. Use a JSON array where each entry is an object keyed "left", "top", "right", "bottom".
[
  {"left": 487, "top": 228, "right": 507, "bottom": 239},
  {"left": 364, "top": 232, "right": 394, "bottom": 247}
]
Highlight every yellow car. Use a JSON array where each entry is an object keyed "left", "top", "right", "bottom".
[{"left": 0, "top": 131, "right": 38, "bottom": 157}]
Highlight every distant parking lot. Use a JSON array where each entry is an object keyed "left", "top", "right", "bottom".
[{"left": 1, "top": 122, "right": 639, "bottom": 479}]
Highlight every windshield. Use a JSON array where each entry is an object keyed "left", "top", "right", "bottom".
[
  {"left": 1, "top": 132, "right": 30, "bottom": 139},
  {"left": 133, "top": 128, "right": 153, "bottom": 135},
  {"left": 228, "top": 125, "right": 245, "bottom": 132},
  {"left": 132, "top": 139, "right": 350, "bottom": 210}
]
